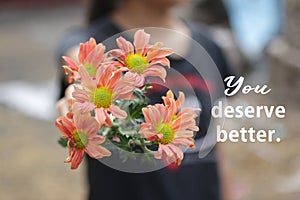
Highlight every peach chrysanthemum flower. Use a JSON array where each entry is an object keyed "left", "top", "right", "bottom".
[
  {"left": 55, "top": 113, "right": 111, "bottom": 169},
  {"left": 139, "top": 91, "right": 199, "bottom": 166},
  {"left": 110, "top": 29, "right": 173, "bottom": 86},
  {"left": 72, "top": 65, "right": 135, "bottom": 126},
  {"left": 162, "top": 90, "right": 200, "bottom": 121},
  {"left": 63, "top": 38, "right": 107, "bottom": 83}
]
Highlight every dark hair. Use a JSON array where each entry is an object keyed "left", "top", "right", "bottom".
[{"left": 87, "top": 0, "right": 118, "bottom": 24}]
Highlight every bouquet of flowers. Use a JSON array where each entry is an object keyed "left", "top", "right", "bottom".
[{"left": 55, "top": 29, "right": 200, "bottom": 170}]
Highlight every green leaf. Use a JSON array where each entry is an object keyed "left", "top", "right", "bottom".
[{"left": 58, "top": 137, "right": 68, "bottom": 148}]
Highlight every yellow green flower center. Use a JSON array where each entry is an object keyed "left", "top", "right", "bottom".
[
  {"left": 125, "top": 54, "right": 148, "bottom": 74},
  {"left": 155, "top": 123, "right": 175, "bottom": 144},
  {"left": 90, "top": 87, "right": 113, "bottom": 108},
  {"left": 84, "top": 63, "right": 97, "bottom": 76},
  {"left": 172, "top": 114, "right": 177, "bottom": 121},
  {"left": 73, "top": 130, "right": 88, "bottom": 149}
]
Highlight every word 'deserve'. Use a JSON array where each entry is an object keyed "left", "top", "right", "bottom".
[{"left": 212, "top": 101, "right": 285, "bottom": 119}]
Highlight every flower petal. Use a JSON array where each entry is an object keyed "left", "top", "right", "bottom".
[
  {"left": 153, "top": 143, "right": 163, "bottom": 159},
  {"left": 106, "top": 68, "right": 123, "bottom": 89},
  {"left": 85, "top": 43, "right": 106, "bottom": 67},
  {"left": 86, "top": 143, "right": 112, "bottom": 159},
  {"left": 133, "top": 29, "right": 150, "bottom": 55},
  {"left": 73, "top": 101, "right": 94, "bottom": 114},
  {"left": 123, "top": 72, "right": 145, "bottom": 87},
  {"left": 116, "top": 36, "right": 134, "bottom": 55},
  {"left": 176, "top": 92, "right": 185, "bottom": 110},
  {"left": 79, "top": 65, "right": 96, "bottom": 91},
  {"left": 95, "top": 107, "right": 106, "bottom": 126},
  {"left": 169, "top": 144, "right": 184, "bottom": 160},
  {"left": 150, "top": 57, "right": 170, "bottom": 68},
  {"left": 70, "top": 149, "right": 85, "bottom": 169},
  {"left": 73, "top": 113, "right": 100, "bottom": 135},
  {"left": 63, "top": 56, "right": 79, "bottom": 71},
  {"left": 89, "top": 135, "right": 105, "bottom": 144},
  {"left": 110, "top": 105, "right": 127, "bottom": 119},
  {"left": 142, "top": 65, "right": 167, "bottom": 82},
  {"left": 172, "top": 114, "right": 199, "bottom": 131},
  {"left": 113, "top": 81, "right": 136, "bottom": 100},
  {"left": 55, "top": 116, "right": 75, "bottom": 137},
  {"left": 109, "top": 49, "right": 126, "bottom": 63},
  {"left": 147, "top": 47, "right": 173, "bottom": 62},
  {"left": 174, "top": 130, "right": 194, "bottom": 138},
  {"left": 141, "top": 107, "right": 152, "bottom": 123},
  {"left": 139, "top": 123, "right": 156, "bottom": 139},
  {"left": 95, "top": 108, "right": 112, "bottom": 127},
  {"left": 172, "top": 137, "right": 195, "bottom": 149},
  {"left": 79, "top": 38, "right": 97, "bottom": 64},
  {"left": 72, "top": 86, "right": 89, "bottom": 103}
]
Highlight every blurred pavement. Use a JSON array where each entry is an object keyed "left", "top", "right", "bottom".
[{"left": 0, "top": 5, "right": 87, "bottom": 200}]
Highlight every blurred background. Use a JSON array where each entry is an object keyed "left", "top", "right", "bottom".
[{"left": 0, "top": 0, "right": 299, "bottom": 199}]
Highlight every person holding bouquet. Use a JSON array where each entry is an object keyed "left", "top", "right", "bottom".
[{"left": 56, "top": 0, "right": 233, "bottom": 199}]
